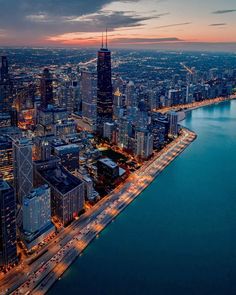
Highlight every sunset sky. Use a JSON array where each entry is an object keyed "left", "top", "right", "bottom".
[{"left": 0, "top": 0, "right": 236, "bottom": 50}]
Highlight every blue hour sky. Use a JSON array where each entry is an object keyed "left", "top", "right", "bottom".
[{"left": 0, "top": 0, "right": 235, "bottom": 50}]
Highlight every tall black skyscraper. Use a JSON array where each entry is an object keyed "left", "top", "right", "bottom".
[
  {"left": 0, "top": 56, "right": 9, "bottom": 82},
  {"left": 97, "top": 31, "right": 113, "bottom": 134},
  {"left": 0, "top": 180, "right": 17, "bottom": 268},
  {"left": 40, "top": 68, "right": 53, "bottom": 108},
  {"left": 0, "top": 56, "right": 13, "bottom": 115}
]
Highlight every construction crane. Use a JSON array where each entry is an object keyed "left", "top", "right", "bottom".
[{"left": 180, "top": 62, "right": 194, "bottom": 75}]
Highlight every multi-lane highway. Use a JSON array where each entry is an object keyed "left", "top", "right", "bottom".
[{"left": 0, "top": 128, "right": 196, "bottom": 295}]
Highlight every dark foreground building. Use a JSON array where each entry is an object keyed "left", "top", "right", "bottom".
[{"left": 0, "top": 180, "right": 17, "bottom": 269}]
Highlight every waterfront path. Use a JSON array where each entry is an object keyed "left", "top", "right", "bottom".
[{"left": 157, "top": 95, "right": 236, "bottom": 114}]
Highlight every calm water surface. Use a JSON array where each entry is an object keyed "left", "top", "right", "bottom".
[{"left": 49, "top": 100, "right": 236, "bottom": 295}]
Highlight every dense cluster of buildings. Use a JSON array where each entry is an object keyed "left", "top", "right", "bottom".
[{"left": 0, "top": 41, "right": 235, "bottom": 271}]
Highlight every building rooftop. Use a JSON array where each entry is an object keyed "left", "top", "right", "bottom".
[
  {"left": 0, "top": 126, "right": 22, "bottom": 136},
  {"left": 38, "top": 105, "right": 66, "bottom": 113},
  {"left": 55, "top": 119, "right": 75, "bottom": 126},
  {"left": 13, "top": 137, "right": 32, "bottom": 146},
  {"left": 54, "top": 144, "right": 79, "bottom": 154},
  {"left": 50, "top": 138, "right": 66, "bottom": 147},
  {"left": 167, "top": 110, "right": 178, "bottom": 115},
  {"left": 99, "top": 47, "right": 110, "bottom": 53},
  {"left": 119, "top": 167, "right": 126, "bottom": 177},
  {"left": 0, "top": 113, "right": 11, "bottom": 119},
  {"left": 25, "top": 184, "right": 49, "bottom": 200},
  {"left": 104, "top": 122, "right": 115, "bottom": 127},
  {"left": 0, "top": 180, "right": 11, "bottom": 191},
  {"left": 39, "top": 166, "right": 83, "bottom": 195},
  {"left": 98, "top": 158, "right": 118, "bottom": 169},
  {"left": 114, "top": 88, "right": 122, "bottom": 97},
  {"left": 81, "top": 175, "right": 93, "bottom": 183},
  {"left": 0, "top": 135, "right": 12, "bottom": 150}
]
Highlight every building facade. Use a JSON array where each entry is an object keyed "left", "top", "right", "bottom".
[
  {"left": 81, "top": 70, "right": 97, "bottom": 125},
  {"left": 0, "top": 180, "right": 17, "bottom": 268},
  {"left": 34, "top": 164, "right": 84, "bottom": 226},
  {"left": 97, "top": 38, "right": 113, "bottom": 134},
  {"left": 167, "top": 111, "right": 179, "bottom": 138},
  {"left": 40, "top": 68, "right": 53, "bottom": 108},
  {"left": 23, "top": 185, "right": 51, "bottom": 234},
  {"left": 0, "top": 56, "right": 13, "bottom": 116},
  {"left": 135, "top": 129, "right": 153, "bottom": 160},
  {"left": 54, "top": 144, "right": 79, "bottom": 172},
  {"left": 12, "top": 138, "right": 33, "bottom": 206}
]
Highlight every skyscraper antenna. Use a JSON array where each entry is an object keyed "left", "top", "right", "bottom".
[
  {"left": 101, "top": 32, "right": 104, "bottom": 48},
  {"left": 105, "top": 27, "right": 108, "bottom": 49}
]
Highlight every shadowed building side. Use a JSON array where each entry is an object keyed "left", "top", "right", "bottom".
[{"left": 0, "top": 180, "right": 17, "bottom": 269}]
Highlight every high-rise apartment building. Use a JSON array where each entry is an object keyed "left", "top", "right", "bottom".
[
  {"left": 22, "top": 184, "right": 55, "bottom": 249},
  {"left": 113, "top": 88, "right": 124, "bottom": 120},
  {"left": 118, "top": 117, "right": 131, "bottom": 150},
  {"left": 125, "top": 81, "right": 136, "bottom": 107},
  {"left": 57, "top": 82, "right": 79, "bottom": 113},
  {"left": 23, "top": 185, "right": 51, "bottom": 234},
  {"left": 103, "top": 122, "right": 115, "bottom": 141},
  {"left": 167, "top": 111, "right": 179, "bottom": 138},
  {"left": 135, "top": 129, "right": 153, "bottom": 160},
  {"left": 151, "top": 113, "right": 169, "bottom": 149}
]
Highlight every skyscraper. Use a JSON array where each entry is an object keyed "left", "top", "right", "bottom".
[
  {"left": 0, "top": 134, "right": 15, "bottom": 182},
  {"left": 40, "top": 68, "right": 53, "bottom": 108},
  {"left": 0, "top": 56, "right": 9, "bottom": 82},
  {"left": 57, "top": 81, "right": 78, "bottom": 113},
  {"left": 103, "top": 122, "right": 115, "bottom": 141},
  {"left": 113, "top": 88, "right": 124, "bottom": 120},
  {"left": 135, "top": 129, "right": 153, "bottom": 160},
  {"left": 0, "top": 180, "right": 17, "bottom": 268},
  {"left": 0, "top": 56, "right": 13, "bottom": 115},
  {"left": 81, "top": 70, "right": 97, "bottom": 126},
  {"left": 22, "top": 184, "right": 55, "bottom": 249},
  {"left": 118, "top": 117, "right": 130, "bottom": 150},
  {"left": 125, "top": 81, "right": 136, "bottom": 107},
  {"left": 97, "top": 31, "right": 113, "bottom": 134},
  {"left": 167, "top": 111, "right": 179, "bottom": 138},
  {"left": 150, "top": 113, "right": 169, "bottom": 149},
  {"left": 12, "top": 138, "right": 33, "bottom": 206},
  {"left": 23, "top": 185, "right": 51, "bottom": 234}
]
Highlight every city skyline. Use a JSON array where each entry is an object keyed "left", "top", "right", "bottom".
[
  {"left": 0, "top": 35, "right": 236, "bottom": 293},
  {"left": 0, "top": 0, "right": 236, "bottom": 51}
]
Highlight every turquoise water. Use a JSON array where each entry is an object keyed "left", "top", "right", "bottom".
[{"left": 49, "top": 100, "right": 236, "bottom": 295}]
